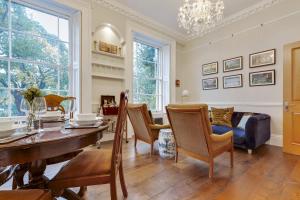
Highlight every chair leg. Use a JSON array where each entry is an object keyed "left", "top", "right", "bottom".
[
  {"left": 175, "top": 151, "right": 178, "bottom": 163},
  {"left": 134, "top": 136, "right": 137, "bottom": 149},
  {"left": 150, "top": 143, "right": 154, "bottom": 156},
  {"left": 209, "top": 160, "right": 214, "bottom": 179},
  {"left": 78, "top": 186, "right": 87, "bottom": 197},
  {"left": 119, "top": 161, "right": 128, "bottom": 198},
  {"left": 110, "top": 177, "right": 117, "bottom": 200},
  {"left": 230, "top": 147, "right": 234, "bottom": 168}
]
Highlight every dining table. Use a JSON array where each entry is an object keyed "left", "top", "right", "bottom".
[{"left": 0, "top": 122, "right": 108, "bottom": 190}]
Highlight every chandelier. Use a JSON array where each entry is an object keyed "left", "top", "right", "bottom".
[{"left": 178, "top": 0, "right": 225, "bottom": 34}]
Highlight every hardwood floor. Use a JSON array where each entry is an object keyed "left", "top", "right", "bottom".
[{"left": 1, "top": 139, "right": 300, "bottom": 200}]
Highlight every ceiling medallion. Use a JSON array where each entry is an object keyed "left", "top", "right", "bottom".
[{"left": 178, "top": 0, "right": 225, "bottom": 34}]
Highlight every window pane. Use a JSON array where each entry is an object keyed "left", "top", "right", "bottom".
[
  {"left": 60, "top": 67, "right": 69, "bottom": 90},
  {"left": 0, "top": 0, "right": 8, "bottom": 28},
  {"left": 59, "top": 18, "right": 69, "bottom": 42},
  {"left": 12, "top": 2, "right": 58, "bottom": 38},
  {"left": 135, "top": 79, "right": 157, "bottom": 95},
  {"left": 0, "top": 88, "right": 9, "bottom": 117},
  {"left": 42, "top": 90, "right": 58, "bottom": 95},
  {"left": 10, "top": 89, "right": 24, "bottom": 116},
  {"left": 10, "top": 62, "right": 58, "bottom": 90},
  {"left": 12, "top": 32, "right": 59, "bottom": 64},
  {"left": 0, "top": 30, "right": 8, "bottom": 57},
  {"left": 58, "top": 42, "right": 69, "bottom": 66},
  {"left": 139, "top": 95, "right": 156, "bottom": 111},
  {"left": 134, "top": 42, "right": 158, "bottom": 62},
  {"left": 0, "top": 60, "right": 8, "bottom": 87},
  {"left": 59, "top": 90, "right": 69, "bottom": 96},
  {"left": 134, "top": 59, "right": 159, "bottom": 78}
]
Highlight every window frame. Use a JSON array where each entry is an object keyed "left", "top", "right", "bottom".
[
  {"left": 0, "top": 0, "right": 73, "bottom": 117},
  {"left": 133, "top": 39, "right": 165, "bottom": 113}
]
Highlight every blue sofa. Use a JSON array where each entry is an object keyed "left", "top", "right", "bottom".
[{"left": 211, "top": 112, "right": 271, "bottom": 154}]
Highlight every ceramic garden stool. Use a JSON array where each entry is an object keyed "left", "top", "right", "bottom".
[{"left": 158, "top": 129, "right": 176, "bottom": 159}]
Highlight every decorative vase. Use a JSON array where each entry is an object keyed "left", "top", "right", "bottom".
[{"left": 27, "top": 109, "right": 35, "bottom": 131}]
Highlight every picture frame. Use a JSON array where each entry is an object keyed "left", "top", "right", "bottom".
[
  {"left": 249, "top": 49, "right": 276, "bottom": 68},
  {"left": 202, "top": 62, "right": 218, "bottom": 76},
  {"left": 202, "top": 77, "right": 218, "bottom": 90},
  {"left": 249, "top": 70, "right": 275, "bottom": 87},
  {"left": 223, "top": 74, "right": 243, "bottom": 89},
  {"left": 223, "top": 56, "right": 243, "bottom": 72}
]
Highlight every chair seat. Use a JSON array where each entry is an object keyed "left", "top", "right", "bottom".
[
  {"left": 0, "top": 190, "right": 51, "bottom": 200},
  {"left": 51, "top": 149, "right": 112, "bottom": 182}
]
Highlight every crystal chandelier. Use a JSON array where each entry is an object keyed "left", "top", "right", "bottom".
[{"left": 178, "top": 0, "right": 225, "bottom": 34}]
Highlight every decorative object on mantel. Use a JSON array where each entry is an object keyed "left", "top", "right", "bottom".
[
  {"left": 181, "top": 89, "right": 190, "bottom": 103},
  {"left": 223, "top": 74, "right": 243, "bottom": 89},
  {"left": 178, "top": 0, "right": 225, "bottom": 34},
  {"left": 249, "top": 69, "right": 275, "bottom": 87},
  {"left": 21, "top": 86, "right": 43, "bottom": 130},
  {"left": 202, "top": 77, "right": 218, "bottom": 90},
  {"left": 99, "top": 41, "right": 120, "bottom": 55},
  {"left": 202, "top": 61, "right": 218, "bottom": 75},
  {"left": 101, "top": 95, "right": 118, "bottom": 116},
  {"left": 249, "top": 49, "right": 276, "bottom": 68},
  {"left": 223, "top": 56, "right": 243, "bottom": 72}
]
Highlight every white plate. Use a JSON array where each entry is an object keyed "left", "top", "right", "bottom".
[
  {"left": 74, "top": 119, "right": 98, "bottom": 126},
  {"left": 0, "top": 124, "right": 27, "bottom": 138}
]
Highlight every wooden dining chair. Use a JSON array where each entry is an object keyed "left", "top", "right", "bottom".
[
  {"left": 48, "top": 91, "right": 129, "bottom": 200},
  {"left": 166, "top": 104, "right": 234, "bottom": 178},
  {"left": 44, "top": 94, "right": 75, "bottom": 113},
  {"left": 127, "top": 103, "right": 170, "bottom": 155},
  {"left": 0, "top": 166, "right": 51, "bottom": 200}
]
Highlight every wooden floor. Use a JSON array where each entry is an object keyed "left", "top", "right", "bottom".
[{"left": 2, "top": 139, "right": 300, "bottom": 200}]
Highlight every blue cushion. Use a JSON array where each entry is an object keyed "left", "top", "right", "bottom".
[{"left": 212, "top": 125, "right": 246, "bottom": 145}]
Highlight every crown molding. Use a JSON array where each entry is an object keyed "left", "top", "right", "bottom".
[
  {"left": 92, "top": 0, "right": 186, "bottom": 44},
  {"left": 186, "top": 0, "right": 284, "bottom": 40},
  {"left": 93, "top": 0, "right": 284, "bottom": 43}
]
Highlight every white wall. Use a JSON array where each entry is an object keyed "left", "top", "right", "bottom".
[{"left": 178, "top": 0, "right": 300, "bottom": 145}]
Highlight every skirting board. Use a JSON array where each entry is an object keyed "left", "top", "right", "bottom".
[{"left": 267, "top": 134, "right": 283, "bottom": 147}]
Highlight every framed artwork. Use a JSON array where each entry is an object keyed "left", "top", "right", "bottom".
[
  {"left": 176, "top": 79, "right": 180, "bottom": 87},
  {"left": 223, "top": 74, "right": 243, "bottom": 89},
  {"left": 249, "top": 70, "right": 275, "bottom": 87},
  {"left": 250, "top": 49, "right": 276, "bottom": 68},
  {"left": 223, "top": 56, "right": 243, "bottom": 72},
  {"left": 202, "top": 77, "right": 218, "bottom": 90},
  {"left": 202, "top": 62, "right": 218, "bottom": 75}
]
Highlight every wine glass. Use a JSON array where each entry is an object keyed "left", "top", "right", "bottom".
[
  {"left": 32, "top": 97, "right": 47, "bottom": 133},
  {"left": 20, "top": 98, "right": 32, "bottom": 129},
  {"left": 60, "top": 98, "right": 76, "bottom": 134}
]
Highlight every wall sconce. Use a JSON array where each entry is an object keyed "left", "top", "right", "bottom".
[{"left": 181, "top": 89, "right": 189, "bottom": 103}]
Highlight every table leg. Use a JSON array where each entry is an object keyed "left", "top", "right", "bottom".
[
  {"left": 27, "top": 160, "right": 48, "bottom": 189},
  {"left": 13, "top": 163, "right": 30, "bottom": 189}
]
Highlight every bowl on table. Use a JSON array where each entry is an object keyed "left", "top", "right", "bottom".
[
  {"left": 40, "top": 111, "right": 62, "bottom": 121},
  {"left": 74, "top": 113, "right": 98, "bottom": 126},
  {"left": 0, "top": 119, "right": 18, "bottom": 138}
]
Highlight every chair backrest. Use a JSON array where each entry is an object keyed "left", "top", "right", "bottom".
[
  {"left": 127, "top": 103, "right": 153, "bottom": 142},
  {"left": 166, "top": 104, "right": 213, "bottom": 158},
  {"left": 44, "top": 94, "right": 75, "bottom": 113},
  {"left": 111, "top": 91, "right": 128, "bottom": 173}
]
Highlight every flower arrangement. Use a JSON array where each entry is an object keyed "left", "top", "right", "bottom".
[{"left": 21, "top": 86, "right": 43, "bottom": 105}]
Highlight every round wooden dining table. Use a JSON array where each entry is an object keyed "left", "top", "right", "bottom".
[{"left": 0, "top": 124, "right": 108, "bottom": 189}]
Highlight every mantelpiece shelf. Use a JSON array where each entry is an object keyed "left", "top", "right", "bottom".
[
  {"left": 92, "top": 61, "right": 124, "bottom": 69},
  {"left": 92, "top": 73, "right": 125, "bottom": 80},
  {"left": 92, "top": 50, "right": 124, "bottom": 59}
]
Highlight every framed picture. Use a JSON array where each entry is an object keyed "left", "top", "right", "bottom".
[
  {"left": 250, "top": 49, "right": 276, "bottom": 68},
  {"left": 202, "top": 77, "right": 218, "bottom": 90},
  {"left": 202, "top": 62, "right": 218, "bottom": 75},
  {"left": 249, "top": 70, "right": 275, "bottom": 87},
  {"left": 223, "top": 74, "right": 243, "bottom": 89},
  {"left": 223, "top": 56, "right": 243, "bottom": 72}
]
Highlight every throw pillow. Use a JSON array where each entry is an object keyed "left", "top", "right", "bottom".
[
  {"left": 211, "top": 107, "right": 234, "bottom": 127},
  {"left": 237, "top": 113, "right": 253, "bottom": 130}
]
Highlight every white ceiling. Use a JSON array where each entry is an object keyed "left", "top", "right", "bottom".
[{"left": 114, "top": 0, "right": 263, "bottom": 34}]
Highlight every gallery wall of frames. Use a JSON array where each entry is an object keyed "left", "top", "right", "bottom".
[{"left": 201, "top": 49, "right": 276, "bottom": 90}]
